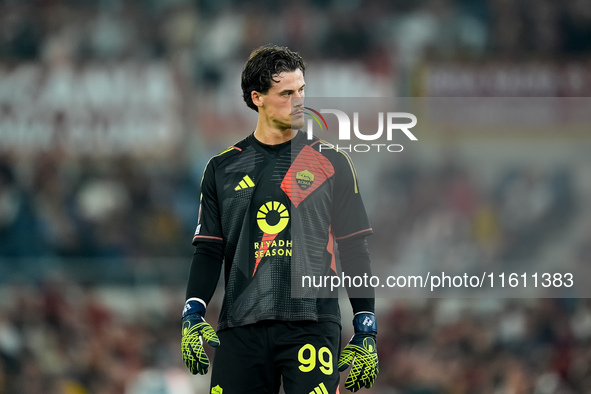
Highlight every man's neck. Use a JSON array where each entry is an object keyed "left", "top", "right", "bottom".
[{"left": 253, "top": 126, "right": 297, "bottom": 145}]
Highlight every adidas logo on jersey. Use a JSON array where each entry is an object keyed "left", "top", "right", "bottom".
[
  {"left": 309, "top": 382, "right": 329, "bottom": 394},
  {"left": 234, "top": 175, "right": 255, "bottom": 191}
]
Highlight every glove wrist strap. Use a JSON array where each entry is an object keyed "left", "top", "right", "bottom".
[
  {"left": 182, "top": 298, "right": 207, "bottom": 318},
  {"left": 352, "top": 312, "right": 377, "bottom": 335}
]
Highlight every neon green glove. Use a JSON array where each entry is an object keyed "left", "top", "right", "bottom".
[
  {"left": 181, "top": 299, "right": 220, "bottom": 375},
  {"left": 338, "top": 312, "right": 379, "bottom": 392}
]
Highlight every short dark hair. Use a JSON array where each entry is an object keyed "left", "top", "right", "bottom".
[{"left": 241, "top": 44, "right": 306, "bottom": 112}]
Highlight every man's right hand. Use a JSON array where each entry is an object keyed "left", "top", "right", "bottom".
[{"left": 181, "top": 299, "right": 220, "bottom": 375}]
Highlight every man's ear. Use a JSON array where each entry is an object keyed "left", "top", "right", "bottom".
[{"left": 251, "top": 91, "right": 264, "bottom": 109}]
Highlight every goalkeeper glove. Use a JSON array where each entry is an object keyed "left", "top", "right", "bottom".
[
  {"left": 181, "top": 298, "right": 220, "bottom": 375},
  {"left": 338, "top": 312, "right": 379, "bottom": 392}
]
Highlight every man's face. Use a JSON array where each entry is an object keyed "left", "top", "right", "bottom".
[{"left": 258, "top": 68, "right": 306, "bottom": 131}]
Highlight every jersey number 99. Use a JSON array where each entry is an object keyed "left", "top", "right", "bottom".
[{"left": 298, "top": 344, "right": 333, "bottom": 375}]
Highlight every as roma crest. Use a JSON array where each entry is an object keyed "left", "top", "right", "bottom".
[{"left": 296, "top": 170, "right": 315, "bottom": 190}]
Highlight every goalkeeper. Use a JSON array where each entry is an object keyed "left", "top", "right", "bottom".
[{"left": 182, "top": 44, "right": 378, "bottom": 393}]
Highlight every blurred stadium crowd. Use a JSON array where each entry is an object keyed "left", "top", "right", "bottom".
[
  {"left": 2, "top": 280, "right": 591, "bottom": 393},
  {"left": 0, "top": 153, "right": 199, "bottom": 270},
  {"left": 1, "top": 0, "right": 591, "bottom": 393},
  {"left": 1, "top": 0, "right": 590, "bottom": 69}
]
